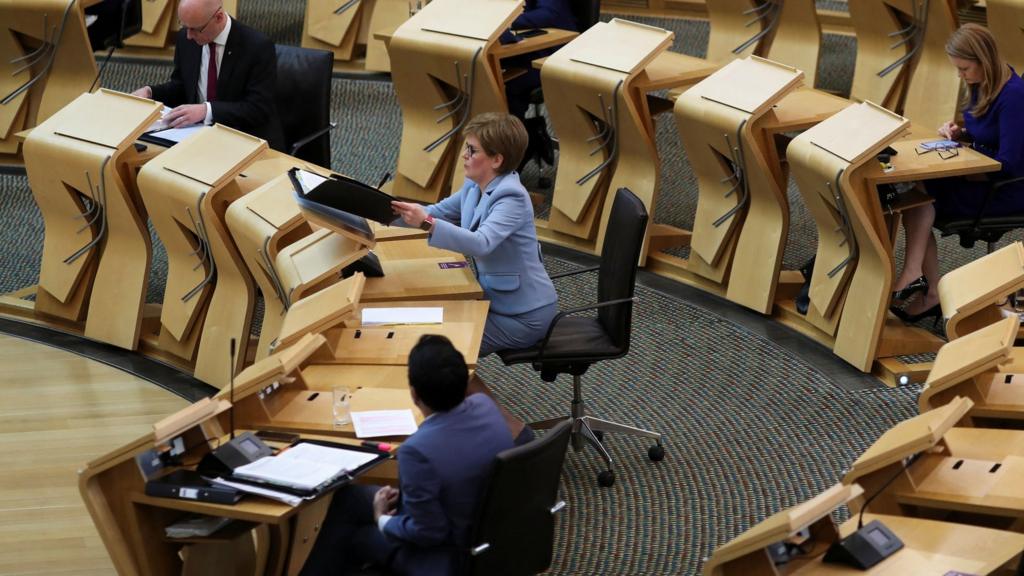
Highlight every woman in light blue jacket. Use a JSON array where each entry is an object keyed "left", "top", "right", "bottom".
[{"left": 392, "top": 113, "right": 558, "bottom": 356}]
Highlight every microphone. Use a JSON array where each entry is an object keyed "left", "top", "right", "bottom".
[
  {"left": 857, "top": 452, "right": 921, "bottom": 529},
  {"left": 229, "top": 337, "right": 236, "bottom": 440}
]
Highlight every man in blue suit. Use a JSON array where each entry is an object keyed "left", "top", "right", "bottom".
[
  {"left": 392, "top": 113, "right": 558, "bottom": 357},
  {"left": 301, "top": 335, "right": 513, "bottom": 575}
]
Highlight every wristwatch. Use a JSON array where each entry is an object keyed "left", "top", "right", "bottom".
[{"left": 420, "top": 215, "right": 435, "bottom": 232}]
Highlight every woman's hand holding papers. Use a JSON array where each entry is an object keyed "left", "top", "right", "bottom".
[{"left": 392, "top": 200, "right": 428, "bottom": 227}]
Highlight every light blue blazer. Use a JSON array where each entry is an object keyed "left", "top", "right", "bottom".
[
  {"left": 426, "top": 172, "right": 557, "bottom": 316},
  {"left": 383, "top": 393, "right": 513, "bottom": 574}
]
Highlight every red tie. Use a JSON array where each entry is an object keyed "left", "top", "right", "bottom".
[{"left": 207, "top": 44, "right": 218, "bottom": 102}]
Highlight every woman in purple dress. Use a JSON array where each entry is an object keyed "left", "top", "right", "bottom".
[{"left": 892, "top": 23, "right": 1024, "bottom": 321}]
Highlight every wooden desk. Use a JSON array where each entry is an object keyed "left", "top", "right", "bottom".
[
  {"left": 938, "top": 242, "right": 1024, "bottom": 341},
  {"left": 0, "top": 0, "right": 97, "bottom": 166},
  {"left": 703, "top": 480, "right": 1024, "bottom": 575}
]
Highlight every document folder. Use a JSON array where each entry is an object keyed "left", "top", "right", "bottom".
[{"left": 288, "top": 167, "right": 397, "bottom": 225}]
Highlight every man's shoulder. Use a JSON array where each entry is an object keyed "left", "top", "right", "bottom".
[{"left": 229, "top": 18, "right": 274, "bottom": 48}]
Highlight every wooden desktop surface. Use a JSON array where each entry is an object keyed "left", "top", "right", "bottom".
[{"left": 864, "top": 139, "right": 1001, "bottom": 185}]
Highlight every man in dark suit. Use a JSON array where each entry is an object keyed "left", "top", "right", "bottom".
[
  {"left": 132, "top": 0, "right": 283, "bottom": 149},
  {"left": 300, "top": 335, "right": 515, "bottom": 576}
]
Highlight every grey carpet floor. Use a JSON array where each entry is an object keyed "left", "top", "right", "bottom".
[{"left": 0, "top": 4, "right": 1018, "bottom": 574}]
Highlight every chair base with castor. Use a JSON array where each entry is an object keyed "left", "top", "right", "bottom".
[{"left": 529, "top": 372, "right": 664, "bottom": 488}]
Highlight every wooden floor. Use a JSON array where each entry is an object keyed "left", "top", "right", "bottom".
[{"left": 0, "top": 334, "right": 187, "bottom": 575}]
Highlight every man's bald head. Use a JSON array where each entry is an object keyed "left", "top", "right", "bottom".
[{"left": 178, "top": 0, "right": 226, "bottom": 45}]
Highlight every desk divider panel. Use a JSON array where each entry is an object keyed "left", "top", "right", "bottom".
[
  {"left": 388, "top": 0, "right": 521, "bottom": 203},
  {"left": 24, "top": 90, "right": 161, "bottom": 349},
  {"left": 673, "top": 57, "right": 802, "bottom": 310},
  {"left": 0, "top": 0, "right": 97, "bottom": 159},
  {"left": 787, "top": 101, "right": 908, "bottom": 370},
  {"left": 137, "top": 124, "right": 267, "bottom": 387},
  {"left": 939, "top": 242, "right": 1024, "bottom": 340},
  {"left": 540, "top": 19, "right": 672, "bottom": 255},
  {"left": 987, "top": 0, "right": 1024, "bottom": 74}
]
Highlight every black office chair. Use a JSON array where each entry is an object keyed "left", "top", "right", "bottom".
[
  {"left": 464, "top": 419, "right": 572, "bottom": 576},
  {"left": 497, "top": 188, "right": 664, "bottom": 488},
  {"left": 934, "top": 176, "right": 1024, "bottom": 253},
  {"left": 274, "top": 44, "right": 335, "bottom": 167}
]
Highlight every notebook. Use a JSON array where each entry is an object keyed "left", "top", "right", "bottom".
[{"left": 230, "top": 442, "right": 378, "bottom": 492}]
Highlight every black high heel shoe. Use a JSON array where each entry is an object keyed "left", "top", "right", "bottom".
[
  {"left": 892, "top": 276, "right": 928, "bottom": 303},
  {"left": 890, "top": 303, "right": 942, "bottom": 326}
]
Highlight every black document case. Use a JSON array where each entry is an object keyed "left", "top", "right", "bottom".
[{"left": 289, "top": 168, "right": 396, "bottom": 225}]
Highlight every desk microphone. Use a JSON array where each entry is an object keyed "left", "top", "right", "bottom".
[{"left": 229, "top": 337, "right": 236, "bottom": 440}]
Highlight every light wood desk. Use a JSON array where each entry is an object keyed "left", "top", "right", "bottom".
[
  {"left": 703, "top": 481, "right": 1024, "bottom": 575},
  {"left": 1, "top": 0, "right": 97, "bottom": 166},
  {"left": 848, "top": 0, "right": 960, "bottom": 132},
  {"left": 843, "top": 397, "right": 1024, "bottom": 533},
  {"left": 80, "top": 397, "right": 385, "bottom": 576},
  {"left": 987, "top": 0, "right": 1024, "bottom": 74},
  {"left": 21, "top": 90, "right": 161, "bottom": 349},
  {"left": 920, "top": 315, "right": 1024, "bottom": 425},
  {"left": 782, "top": 102, "right": 1001, "bottom": 379},
  {"left": 646, "top": 57, "right": 804, "bottom": 314},
  {"left": 938, "top": 242, "right": 1024, "bottom": 341},
  {"left": 386, "top": 0, "right": 522, "bottom": 204}
]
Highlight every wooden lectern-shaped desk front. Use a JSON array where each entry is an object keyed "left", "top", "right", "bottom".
[
  {"left": 938, "top": 242, "right": 1024, "bottom": 341},
  {"left": 704, "top": 0, "right": 821, "bottom": 88},
  {"left": 661, "top": 56, "right": 803, "bottom": 313},
  {"left": 987, "top": 0, "right": 1024, "bottom": 75},
  {"left": 0, "top": 0, "right": 97, "bottom": 163},
  {"left": 785, "top": 102, "right": 908, "bottom": 372},
  {"left": 137, "top": 124, "right": 266, "bottom": 388},
  {"left": 842, "top": 395, "right": 1024, "bottom": 540},
  {"left": 848, "top": 0, "right": 960, "bottom": 131},
  {"left": 388, "top": 0, "right": 521, "bottom": 204},
  {"left": 704, "top": 478, "right": 1024, "bottom": 575},
  {"left": 920, "top": 315, "right": 1024, "bottom": 425},
  {"left": 538, "top": 19, "right": 673, "bottom": 258},
  {"left": 23, "top": 89, "right": 161, "bottom": 349}
]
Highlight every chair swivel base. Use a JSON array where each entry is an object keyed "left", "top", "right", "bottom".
[{"left": 530, "top": 378, "right": 663, "bottom": 487}]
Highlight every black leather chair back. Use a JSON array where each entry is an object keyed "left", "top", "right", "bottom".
[
  {"left": 466, "top": 420, "right": 572, "bottom": 576},
  {"left": 570, "top": 0, "right": 602, "bottom": 31},
  {"left": 597, "top": 188, "right": 648, "bottom": 351},
  {"left": 274, "top": 44, "right": 333, "bottom": 167}
]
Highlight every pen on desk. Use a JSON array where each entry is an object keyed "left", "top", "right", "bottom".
[{"left": 362, "top": 441, "right": 394, "bottom": 452}]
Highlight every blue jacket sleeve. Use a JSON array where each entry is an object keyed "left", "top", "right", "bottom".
[
  {"left": 995, "top": 97, "right": 1024, "bottom": 180},
  {"left": 428, "top": 192, "right": 526, "bottom": 258},
  {"left": 382, "top": 445, "right": 450, "bottom": 547},
  {"left": 512, "top": 0, "right": 576, "bottom": 30},
  {"left": 427, "top": 186, "right": 465, "bottom": 223}
]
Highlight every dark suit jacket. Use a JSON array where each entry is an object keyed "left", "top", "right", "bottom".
[
  {"left": 149, "top": 18, "right": 284, "bottom": 150},
  {"left": 383, "top": 393, "right": 514, "bottom": 575}
]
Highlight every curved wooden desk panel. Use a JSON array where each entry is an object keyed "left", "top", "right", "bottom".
[
  {"left": 24, "top": 90, "right": 161, "bottom": 349},
  {"left": 541, "top": 19, "right": 673, "bottom": 250},
  {"left": 765, "top": 0, "right": 821, "bottom": 88},
  {"left": 848, "top": 0, "right": 908, "bottom": 109},
  {"left": 303, "top": 0, "right": 365, "bottom": 61},
  {"left": 705, "top": 0, "right": 764, "bottom": 63},
  {"left": 137, "top": 125, "right": 266, "bottom": 387},
  {"left": 939, "top": 242, "right": 1024, "bottom": 340},
  {"left": 899, "top": 0, "right": 960, "bottom": 132},
  {"left": 987, "top": 0, "right": 1024, "bottom": 74},
  {"left": 388, "top": 0, "right": 520, "bottom": 203},
  {"left": 0, "top": 0, "right": 96, "bottom": 158}
]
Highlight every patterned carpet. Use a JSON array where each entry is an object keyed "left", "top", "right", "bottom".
[{"left": 0, "top": 3, "right": 1016, "bottom": 575}]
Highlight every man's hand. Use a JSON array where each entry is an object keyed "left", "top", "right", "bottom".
[
  {"left": 938, "top": 120, "right": 963, "bottom": 140},
  {"left": 165, "top": 104, "right": 207, "bottom": 128},
  {"left": 132, "top": 86, "right": 153, "bottom": 99},
  {"left": 391, "top": 200, "right": 429, "bottom": 227},
  {"left": 372, "top": 486, "right": 400, "bottom": 522}
]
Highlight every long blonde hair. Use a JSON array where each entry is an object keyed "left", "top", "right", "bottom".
[{"left": 945, "top": 23, "right": 1012, "bottom": 117}]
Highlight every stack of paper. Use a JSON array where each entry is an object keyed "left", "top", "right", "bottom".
[
  {"left": 231, "top": 443, "right": 377, "bottom": 491},
  {"left": 351, "top": 409, "right": 419, "bottom": 438},
  {"left": 361, "top": 307, "right": 443, "bottom": 326},
  {"left": 165, "top": 515, "right": 234, "bottom": 538}
]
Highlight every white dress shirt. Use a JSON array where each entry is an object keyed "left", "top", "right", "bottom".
[{"left": 198, "top": 17, "right": 231, "bottom": 125}]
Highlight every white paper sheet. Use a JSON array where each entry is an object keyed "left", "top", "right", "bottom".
[
  {"left": 361, "top": 307, "right": 443, "bottom": 326},
  {"left": 148, "top": 124, "right": 205, "bottom": 143},
  {"left": 297, "top": 169, "right": 329, "bottom": 193},
  {"left": 351, "top": 409, "right": 419, "bottom": 438}
]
